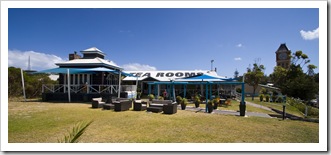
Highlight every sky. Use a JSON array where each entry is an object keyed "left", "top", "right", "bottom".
[{"left": 8, "top": 8, "right": 319, "bottom": 78}]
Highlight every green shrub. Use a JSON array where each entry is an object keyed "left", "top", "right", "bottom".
[
  {"left": 259, "top": 94, "right": 264, "bottom": 102},
  {"left": 265, "top": 95, "right": 270, "bottom": 102},
  {"left": 271, "top": 95, "right": 277, "bottom": 102},
  {"left": 276, "top": 96, "right": 283, "bottom": 103},
  {"left": 307, "top": 106, "right": 319, "bottom": 117},
  {"left": 287, "top": 98, "right": 319, "bottom": 117}
]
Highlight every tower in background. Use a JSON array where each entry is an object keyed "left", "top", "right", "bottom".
[
  {"left": 24, "top": 55, "right": 36, "bottom": 73},
  {"left": 275, "top": 43, "right": 291, "bottom": 69}
]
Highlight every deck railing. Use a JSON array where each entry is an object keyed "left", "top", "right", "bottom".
[{"left": 42, "top": 84, "right": 120, "bottom": 94}]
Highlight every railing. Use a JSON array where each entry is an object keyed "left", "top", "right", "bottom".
[{"left": 42, "top": 84, "right": 120, "bottom": 94}]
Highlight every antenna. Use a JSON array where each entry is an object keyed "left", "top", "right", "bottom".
[
  {"left": 28, "top": 55, "right": 31, "bottom": 70},
  {"left": 211, "top": 60, "right": 214, "bottom": 71}
]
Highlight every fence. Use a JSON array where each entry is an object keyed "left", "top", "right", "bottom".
[{"left": 42, "top": 84, "right": 121, "bottom": 94}]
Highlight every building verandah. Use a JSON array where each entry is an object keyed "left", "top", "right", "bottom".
[{"left": 40, "top": 67, "right": 136, "bottom": 102}]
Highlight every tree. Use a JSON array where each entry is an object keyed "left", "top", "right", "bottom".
[
  {"left": 8, "top": 67, "right": 23, "bottom": 97},
  {"left": 8, "top": 67, "right": 57, "bottom": 99},
  {"left": 270, "top": 51, "right": 318, "bottom": 101},
  {"left": 307, "top": 64, "right": 317, "bottom": 76},
  {"left": 234, "top": 69, "right": 239, "bottom": 78},
  {"left": 245, "top": 63, "right": 265, "bottom": 101}
]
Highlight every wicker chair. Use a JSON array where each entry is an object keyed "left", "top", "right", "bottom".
[
  {"left": 163, "top": 103, "right": 178, "bottom": 114},
  {"left": 91, "top": 97, "right": 105, "bottom": 108},
  {"left": 133, "top": 101, "right": 147, "bottom": 111},
  {"left": 114, "top": 100, "right": 132, "bottom": 112}
]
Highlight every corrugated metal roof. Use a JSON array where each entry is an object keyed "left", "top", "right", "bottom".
[
  {"left": 55, "top": 57, "right": 122, "bottom": 70},
  {"left": 80, "top": 47, "right": 106, "bottom": 56},
  {"left": 81, "top": 47, "right": 102, "bottom": 52}
]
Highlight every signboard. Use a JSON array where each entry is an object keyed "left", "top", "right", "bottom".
[
  {"left": 123, "top": 70, "right": 221, "bottom": 81},
  {"left": 129, "top": 71, "right": 204, "bottom": 78}
]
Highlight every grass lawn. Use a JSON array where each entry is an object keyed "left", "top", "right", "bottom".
[
  {"left": 8, "top": 100, "right": 318, "bottom": 143},
  {"left": 246, "top": 98, "right": 306, "bottom": 117},
  {"left": 187, "top": 100, "right": 278, "bottom": 115}
]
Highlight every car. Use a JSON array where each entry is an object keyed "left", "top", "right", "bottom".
[{"left": 308, "top": 99, "right": 318, "bottom": 108}]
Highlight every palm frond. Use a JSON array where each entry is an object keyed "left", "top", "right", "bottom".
[{"left": 58, "top": 120, "right": 93, "bottom": 143}]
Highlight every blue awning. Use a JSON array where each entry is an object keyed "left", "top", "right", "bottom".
[{"left": 174, "top": 74, "right": 241, "bottom": 83}]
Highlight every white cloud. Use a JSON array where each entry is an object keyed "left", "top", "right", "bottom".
[
  {"left": 119, "top": 30, "right": 131, "bottom": 33},
  {"left": 236, "top": 44, "right": 243, "bottom": 48},
  {"left": 122, "top": 63, "right": 157, "bottom": 71},
  {"left": 234, "top": 57, "right": 242, "bottom": 61},
  {"left": 300, "top": 27, "right": 319, "bottom": 40},
  {"left": 8, "top": 49, "right": 66, "bottom": 71}
]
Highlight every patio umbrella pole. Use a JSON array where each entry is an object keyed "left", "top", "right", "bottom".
[
  {"left": 135, "top": 75, "right": 138, "bottom": 100},
  {"left": 118, "top": 70, "right": 122, "bottom": 98},
  {"left": 67, "top": 69, "right": 71, "bottom": 103}
]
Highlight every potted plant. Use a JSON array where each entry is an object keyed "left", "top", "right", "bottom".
[
  {"left": 158, "top": 96, "right": 164, "bottom": 100},
  {"left": 180, "top": 98, "right": 188, "bottom": 110},
  {"left": 259, "top": 94, "right": 264, "bottom": 102},
  {"left": 148, "top": 94, "right": 155, "bottom": 101},
  {"left": 213, "top": 98, "right": 219, "bottom": 109},
  {"left": 265, "top": 94, "right": 270, "bottom": 102},
  {"left": 176, "top": 96, "right": 182, "bottom": 104},
  {"left": 207, "top": 100, "right": 213, "bottom": 113},
  {"left": 194, "top": 95, "right": 200, "bottom": 108}
]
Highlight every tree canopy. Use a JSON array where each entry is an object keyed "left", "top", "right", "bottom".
[
  {"left": 270, "top": 51, "right": 318, "bottom": 101},
  {"left": 245, "top": 63, "right": 265, "bottom": 101},
  {"left": 8, "top": 67, "right": 58, "bottom": 98}
]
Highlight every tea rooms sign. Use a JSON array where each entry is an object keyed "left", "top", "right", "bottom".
[{"left": 123, "top": 70, "right": 218, "bottom": 81}]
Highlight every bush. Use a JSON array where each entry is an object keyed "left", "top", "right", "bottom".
[
  {"left": 271, "top": 95, "right": 277, "bottom": 102},
  {"left": 276, "top": 96, "right": 283, "bottom": 103},
  {"left": 265, "top": 95, "right": 270, "bottom": 102},
  {"left": 259, "top": 94, "right": 264, "bottom": 102},
  {"left": 287, "top": 97, "right": 319, "bottom": 117}
]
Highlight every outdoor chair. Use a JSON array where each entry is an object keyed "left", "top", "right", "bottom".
[
  {"left": 114, "top": 100, "right": 132, "bottom": 112},
  {"left": 133, "top": 101, "right": 147, "bottom": 111},
  {"left": 91, "top": 97, "right": 105, "bottom": 108},
  {"left": 103, "top": 103, "right": 114, "bottom": 110},
  {"left": 163, "top": 103, "right": 178, "bottom": 114},
  {"left": 147, "top": 100, "right": 176, "bottom": 113},
  {"left": 149, "top": 100, "right": 173, "bottom": 108}
]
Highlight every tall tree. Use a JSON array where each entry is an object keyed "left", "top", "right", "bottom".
[
  {"left": 270, "top": 51, "right": 318, "bottom": 101},
  {"left": 245, "top": 63, "right": 265, "bottom": 101}
]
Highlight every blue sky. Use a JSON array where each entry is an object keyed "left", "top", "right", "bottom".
[{"left": 8, "top": 8, "right": 319, "bottom": 77}]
